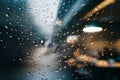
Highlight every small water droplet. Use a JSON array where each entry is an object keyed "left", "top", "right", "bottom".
[
  {"left": 53, "top": 2, "right": 57, "bottom": 6},
  {"left": 41, "top": 40, "right": 44, "bottom": 43},
  {"left": 5, "top": 13, "right": 9, "bottom": 17}
]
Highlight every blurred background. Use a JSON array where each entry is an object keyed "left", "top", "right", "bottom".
[{"left": 0, "top": 0, "right": 120, "bottom": 80}]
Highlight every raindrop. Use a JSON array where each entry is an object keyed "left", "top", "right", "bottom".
[
  {"left": 17, "top": 37, "right": 20, "bottom": 40},
  {"left": 26, "top": 72, "right": 31, "bottom": 75},
  {"left": 4, "top": 46, "right": 6, "bottom": 48},
  {"left": 5, "top": 26, "right": 8, "bottom": 29},
  {"left": 64, "top": 9, "right": 68, "bottom": 12},
  {"left": 35, "top": 45, "right": 38, "bottom": 47},
  {"left": 0, "top": 32, "right": 2, "bottom": 35},
  {"left": 6, "top": 32, "right": 8, "bottom": 34},
  {"left": 5, "top": 13, "right": 9, "bottom": 17},
  {"left": 41, "top": 40, "right": 44, "bottom": 43},
  {"left": 26, "top": 52, "right": 30, "bottom": 55},
  {"left": 0, "top": 39, "right": 3, "bottom": 42},
  {"left": 53, "top": 2, "right": 57, "bottom": 6},
  {"left": 7, "top": 7, "right": 10, "bottom": 10},
  {"left": 90, "top": 42, "right": 94, "bottom": 45},
  {"left": 62, "top": 74, "right": 65, "bottom": 77},
  {"left": 18, "top": 7, "right": 22, "bottom": 10},
  {"left": 63, "top": 66, "right": 67, "bottom": 69},
  {"left": 59, "top": 67, "right": 62, "bottom": 71},
  {"left": 9, "top": 35, "right": 13, "bottom": 38},
  {"left": 81, "top": 4, "right": 86, "bottom": 6},
  {"left": 19, "top": 58, "right": 22, "bottom": 61}
]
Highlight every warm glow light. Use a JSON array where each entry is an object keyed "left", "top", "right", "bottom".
[
  {"left": 83, "top": 26, "right": 102, "bottom": 33},
  {"left": 84, "top": 0, "right": 116, "bottom": 19},
  {"left": 66, "top": 35, "right": 78, "bottom": 44}
]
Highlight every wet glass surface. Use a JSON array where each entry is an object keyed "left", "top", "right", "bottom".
[{"left": 0, "top": 0, "right": 120, "bottom": 80}]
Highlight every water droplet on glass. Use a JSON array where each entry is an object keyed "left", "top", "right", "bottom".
[
  {"left": 5, "top": 13, "right": 9, "bottom": 17},
  {"left": 41, "top": 40, "right": 44, "bottom": 43},
  {"left": 7, "top": 7, "right": 10, "bottom": 10},
  {"left": 53, "top": 2, "right": 57, "bottom": 6}
]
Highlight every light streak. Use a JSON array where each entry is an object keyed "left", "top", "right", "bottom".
[
  {"left": 83, "top": 26, "right": 102, "bottom": 33},
  {"left": 84, "top": 0, "right": 116, "bottom": 19},
  {"left": 27, "top": 0, "right": 60, "bottom": 46}
]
